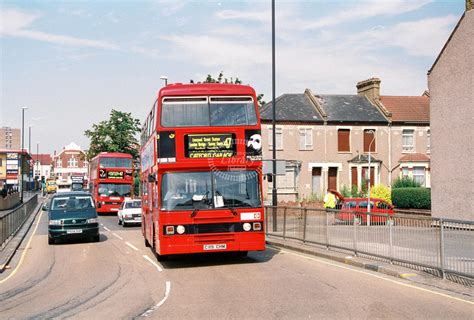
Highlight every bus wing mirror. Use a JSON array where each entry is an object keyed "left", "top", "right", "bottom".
[
  {"left": 148, "top": 173, "right": 157, "bottom": 183},
  {"left": 266, "top": 174, "right": 273, "bottom": 183}
]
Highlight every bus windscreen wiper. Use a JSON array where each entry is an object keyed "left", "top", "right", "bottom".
[{"left": 190, "top": 208, "right": 199, "bottom": 218}]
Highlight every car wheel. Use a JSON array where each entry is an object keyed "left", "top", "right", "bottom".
[
  {"left": 48, "top": 236, "right": 55, "bottom": 245},
  {"left": 118, "top": 217, "right": 122, "bottom": 225}
]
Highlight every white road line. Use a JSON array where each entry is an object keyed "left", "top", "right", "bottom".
[
  {"left": 100, "top": 223, "right": 104, "bottom": 226},
  {"left": 112, "top": 233, "right": 123, "bottom": 240},
  {"left": 141, "top": 281, "right": 171, "bottom": 317},
  {"left": 269, "top": 246, "right": 474, "bottom": 305},
  {"left": 143, "top": 255, "right": 163, "bottom": 272},
  {"left": 125, "top": 241, "right": 139, "bottom": 251},
  {"left": 103, "top": 226, "right": 110, "bottom": 231}
]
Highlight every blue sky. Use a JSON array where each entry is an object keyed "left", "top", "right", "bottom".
[{"left": 0, "top": 0, "right": 465, "bottom": 154}]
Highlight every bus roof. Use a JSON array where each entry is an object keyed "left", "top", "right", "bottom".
[{"left": 158, "top": 83, "right": 256, "bottom": 97}]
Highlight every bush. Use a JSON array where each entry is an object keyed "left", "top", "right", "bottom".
[
  {"left": 370, "top": 184, "right": 392, "bottom": 204},
  {"left": 392, "top": 187, "right": 431, "bottom": 209},
  {"left": 392, "top": 177, "right": 421, "bottom": 188},
  {"left": 341, "top": 185, "right": 351, "bottom": 198}
]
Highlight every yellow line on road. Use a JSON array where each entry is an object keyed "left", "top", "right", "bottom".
[
  {"left": 268, "top": 246, "right": 474, "bottom": 305},
  {"left": 0, "top": 209, "right": 44, "bottom": 284}
]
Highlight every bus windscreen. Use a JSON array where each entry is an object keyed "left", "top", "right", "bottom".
[
  {"left": 98, "top": 183, "right": 132, "bottom": 197},
  {"left": 99, "top": 158, "right": 132, "bottom": 168}
]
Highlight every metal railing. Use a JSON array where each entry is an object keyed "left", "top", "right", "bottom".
[
  {"left": 265, "top": 206, "right": 474, "bottom": 280},
  {"left": 0, "top": 194, "right": 39, "bottom": 248}
]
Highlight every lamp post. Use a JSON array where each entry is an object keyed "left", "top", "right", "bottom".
[
  {"left": 160, "top": 76, "right": 168, "bottom": 86},
  {"left": 21, "top": 107, "right": 28, "bottom": 202},
  {"left": 36, "top": 142, "right": 40, "bottom": 191},
  {"left": 367, "top": 130, "right": 376, "bottom": 226},
  {"left": 28, "top": 125, "right": 32, "bottom": 192},
  {"left": 271, "top": 0, "right": 278, "bottom": 232}
]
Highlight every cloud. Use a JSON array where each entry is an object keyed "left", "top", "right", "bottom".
[
  {"left": 216, "top": 9, "right": 270, "bottom": 23},
  {"left": 365, "top": 15, "right": 459, "bottom": 56},
  {"left": 153, "top": 0, "right": 186, "bottom": 17},
  {"left": 301, "top": 0, "right": 432, "bottom": 30},
  {"left": 1, "top": 8, "right": 118, "bottom": 49}
]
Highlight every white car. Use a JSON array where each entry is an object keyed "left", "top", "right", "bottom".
[{"left": 118, "top": 199, "right": 142, "bottom": 227}]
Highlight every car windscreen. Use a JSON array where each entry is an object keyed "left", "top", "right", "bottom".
[
  {"left": 51, "top": 196, "right": 95, "bottom": 211},
  {"left": 161, "top": 96, "right": 257, "bottom": 127},
  {"left": 161, "top": 170, "right": 261, "bottom": 211},
  {"left": 125, "top": 200, "right": 141, "bottom": 209},
  {"left": 98, "top": 183, "right": 131, "bottom": 197}
]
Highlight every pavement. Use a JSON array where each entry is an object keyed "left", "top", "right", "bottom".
[
  {"left": 266, "top": 235, "right": 474, "bottom": 296},
  {"left": 0, "top": 193, "right": 43, "bottom": 272}
]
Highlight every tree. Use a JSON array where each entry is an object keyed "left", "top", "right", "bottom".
[
  {"left": 191, "top": 71, "right": 265, "bottom": 108},
  {"left": 84, "top": 109, "right": 141, "bottom": 161}
]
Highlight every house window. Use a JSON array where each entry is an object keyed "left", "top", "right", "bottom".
[
  {"left": 413, "top": 167, "right": 425, "bottom": 186},
  {"left": 363, "top": 130, "right": 376, "bottom": 153},
  {"left": 269, "top": 127, "right": 283, "bottom": 150},
  {"left": 402, "top": 167, "right": 409, "bottom": 178},
  {"left": 338, "top": 129, "right": 350, "bottom": 152},
  {"left": 427, "top": 129, "right": 430, "bottom": 153},
  {"left": 299, "top": 128, "right": 313, "bottom": 150},
  {"left": 57, "top": 159, "right": 62, "bottom": 168},
  {"left": 68, "top": 156, "right": 78, "bottom": 168},
  {"left": 402, "top": 129, "right": 415, "bottom": 152}
]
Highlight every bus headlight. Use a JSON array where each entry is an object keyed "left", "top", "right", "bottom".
[
  {"left": 253, "top": 222, "right": 262, "bottom": 231},
  {"left": 243, "top": 223, "right": 251, "bottom": 232},
  {"left": 176, "top": 225, "right": 185, "bottom": 234}
]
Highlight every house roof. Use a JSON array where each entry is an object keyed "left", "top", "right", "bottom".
[
  {"left": 399, "top": 153, "right": 430, "bottom": 162},
  {"left": 380, "top": 96, "right": 429, "bottom": 123},
  {"left": 31, "top": 154, "right": 52, "bottom": 164},
  {"left": 316, "top": 95, "right": 388, "bottom": 123},
  {"left": 260, "top": 94, "right": 323, "bottom": 122}
]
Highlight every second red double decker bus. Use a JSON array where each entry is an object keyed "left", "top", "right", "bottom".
[
  {"left": 140, "top": 83, "right": 265, "bottom": 260},
  {"left": 89, "top": 152, "right": 134, "bottom": 214}
]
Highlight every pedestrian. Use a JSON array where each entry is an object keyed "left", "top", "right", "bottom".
[{"left": 323, "top": 189, "right": 336, "bottom": 209}]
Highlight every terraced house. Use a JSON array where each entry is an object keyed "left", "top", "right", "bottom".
[{"left": 260, "top": 78, "right": 430, "bottom": 202}]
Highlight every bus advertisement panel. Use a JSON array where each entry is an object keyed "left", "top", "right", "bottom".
[
  {"left": 140, "top": 83, "right": 264, "bottom": 260},
  {"left": 89, "top": 152, "right": 133, "bottom": 214}
]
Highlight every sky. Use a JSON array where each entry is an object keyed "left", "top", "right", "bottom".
[{"left": 0, "top": 0, "right": 466, "bottom": 154}]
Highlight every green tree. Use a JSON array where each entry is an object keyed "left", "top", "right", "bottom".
[{"left": 84, "top": 109, "right": 141, "bottom": 161}]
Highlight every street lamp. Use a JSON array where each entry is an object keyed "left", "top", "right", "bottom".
[
  {"left": 21, "top": 107, "right": 28, "bottom": 202},
  {"left": 160, "top": 75, "right": 168, "bottom": 86},
  {"left": 367, "top": 130, "right": 376, "bottom": 226}
]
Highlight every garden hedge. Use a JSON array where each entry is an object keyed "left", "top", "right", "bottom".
[{"left": 391, "top": 187, "right": 431, "bottom": 209}]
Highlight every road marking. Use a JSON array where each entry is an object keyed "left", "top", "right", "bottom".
[
  {"left": 141, "top": 281, "right": 171, "bottom": 317},
  {"left": 125, "top": 241, "right": 139, "bottom": 251},
  {"left": 143, "top": 255, "right": 163, "bottom": 272},
  {"left": 0, "top": 205, "right": 44, "bottom": 284},
  {"left": 100, "top": 223, "right": 104, "bottom": 226},
  {"left": 103, "top": 226, "right": 111, "bottom": 231},
  {"left": 268, "top": 246, "right": 474, "bottom": 305},
  {"left": 112, "top": 233, "right": 123, "bottom": 240}
]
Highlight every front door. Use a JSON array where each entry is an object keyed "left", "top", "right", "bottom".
[
  {"left": 328, "top": 167, "right": 338, "bottom": 190},
  {"left": 312, "top": 167, "right": 321, "bottom": 195}
]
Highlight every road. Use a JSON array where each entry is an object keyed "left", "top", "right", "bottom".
[{"left": 0, "top": 204, "right": 472, "bottom": 319}]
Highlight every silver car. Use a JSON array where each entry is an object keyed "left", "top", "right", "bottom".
[{"left": 118, "top": 199, "right": 142, "bottom": 227}]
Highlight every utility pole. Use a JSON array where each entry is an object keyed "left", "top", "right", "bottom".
[
  {"left": 21, "top": 107, "right": 28, "bottom": 202},
  {"left": 271, "top": 0, "right": 277, "bottom": 207}
]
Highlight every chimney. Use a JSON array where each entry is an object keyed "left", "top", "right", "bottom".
[
  {"left": 357, "top": 77, "right": 381, "bottom": 102},
  {"left": 467, "top": 0, "right": 473, "bottom": 11}
]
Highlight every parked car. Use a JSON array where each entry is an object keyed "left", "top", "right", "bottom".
[
  {"left": 329, "top": 189, "right": 394, "bottom": 225},
  {"left": 118, "top": 198, "right": 142, "bottom": 227},
  {"left": 45, "top": 191, "right": 100, "bottom": 244}
]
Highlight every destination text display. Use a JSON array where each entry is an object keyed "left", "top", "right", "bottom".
[{"left": 185, "top": 134, "right": 235, "bottom": 158}]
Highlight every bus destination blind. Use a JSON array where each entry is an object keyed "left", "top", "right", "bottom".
[{"left": 185, "top": 133, "right": 235, "bottom": 158}]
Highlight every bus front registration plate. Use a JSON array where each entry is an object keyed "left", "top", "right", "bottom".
[{"left": 203, "top": 244, "right": 226, "bottom": 251}]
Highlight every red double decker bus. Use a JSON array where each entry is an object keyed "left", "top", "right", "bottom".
[
  {"left": 140, "top": 83, "right": 264, "bottom": 260},
  {"left": 89, "top": 152, "right": 134, "bottom": 214}
]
